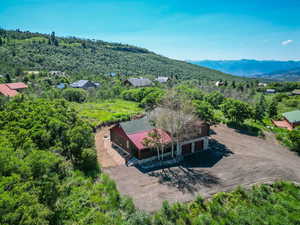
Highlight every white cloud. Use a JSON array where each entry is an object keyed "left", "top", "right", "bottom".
[{"left": 281, "top": 40, "right": 293, "bottom": 45}]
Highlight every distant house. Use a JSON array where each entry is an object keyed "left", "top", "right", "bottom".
[
  {"left": 70, "top": 80, "right": 99, "bottom": 89},
  {"left": 265, "top": 89, "right": 276, "bottom": 94},
  {"left": 24, "top": 71, "right": 40, "bottom": 75},
  {"left": 110, "top": 72, "right": 117, "bottom": 77},
  {"left": 215, "top": 81, "right": 225, "bottom": 87},
  {"left": 0, "top": 82, "right": 28, "bottom": 97},
  {"left": 283, "top": 110, "right": 300, "bottom": 129},
  {"left": 124, "top": 78, "right": 152, "bottom": 87},
  {"left": 292, "top": 89, "right": 300, "bottom": 95},
  {"left": 155, "top": 76, "right": 169, "bottom": 83},
  {"left": 49, "top": 71, "right": 66, "bottom": 76},
  {"left": 273, "top": 110, "right": 300, "bottom": 130},
  {"left": 110, "top": 117, "right": 209, "bottom": 165},
  {"left": 258, "top": 82, "right": 267, "bottom": 87},
  {"left": 56, "top": 83, "right": 66, "bottom": 89}
]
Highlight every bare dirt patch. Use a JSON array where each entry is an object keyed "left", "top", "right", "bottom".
[
  {"left": 95, "top": 126, "right": 125, "bottom": 168},
  {"left": 98, "top": 124, "right": 300, "bottom": 212}
]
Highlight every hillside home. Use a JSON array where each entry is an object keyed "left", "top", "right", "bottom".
[
  {"left": 56, "top": 83, "right": 66, "bottom": 89},
  {"left": 258, "top": 82, "right": 267, "bottom": 87},
  {"left": 292, "top": 89, "right": 300, "bottom": 95},
  {"left": 215, "top": 81, "right": 224, "bottom": 87},
  {"left": 49, "top": 71, "right": 66, "bottom": 76},
  {"left": 0, "top": 82, "right": 28, "bottom": 97},
  {"left": 124, "top": 78, "right": 152, "bottom": 87},
  {"left": 110, "top": 117, "right": 209, "bottom": 164},
  {"left": 70, "top": 80, "right": 100, "bottom": 89},
  {"left": 265, "top": 89, "right": 276, "bottom": 94},
  {"left": 283, "top": 110, "right": 300, "bottom": 129},
  {"left": 273, "top": 110, "right": 300, "bottom": 130},
  {"left": 155, "top": 76, "right": 169, "bottom": 83}
]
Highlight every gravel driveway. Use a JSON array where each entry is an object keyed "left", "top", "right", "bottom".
[{"left": 99, "top": 124, "right": 300, "bottom": 212}]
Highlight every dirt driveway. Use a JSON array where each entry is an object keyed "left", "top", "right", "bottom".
[{"left": 97, "top": 124, "right": 300, "bottom": 212}]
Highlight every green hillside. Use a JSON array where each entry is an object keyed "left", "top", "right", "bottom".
[{"left": 0, "top": 29, "right": 244, "bottom": 81}]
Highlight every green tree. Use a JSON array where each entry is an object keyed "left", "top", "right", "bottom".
[
  {"left": 193, "top": 100, "right": 215, "bottom": 123},
  {"left": 221, "top": 98, "right": 252, "bottom": 123},
  {"left": 204, "top": 91, "right": 224, "bottom": 109},
  {"left": 62, "top": 88, "right": 88, "bottom": 103},
  {"left": 268, "top": 99, "right": 278, "bottom": 118},
  {"left": 253, "top": 94, "right": 266, "bottom": 122},
  {"left": 287, "top": 129, "right": 300, "bottom": 152}
]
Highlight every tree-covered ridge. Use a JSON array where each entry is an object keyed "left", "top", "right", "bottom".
[{"left": 0, "top": 29, "right": 243, "bottom": 81}]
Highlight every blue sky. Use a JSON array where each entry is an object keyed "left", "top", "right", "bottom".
[{"left": 1, "top": 0, "right": 300, "bottom": 60}]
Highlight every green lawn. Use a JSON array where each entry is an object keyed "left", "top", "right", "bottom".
[{"left": 71, "top": 99, "right": 143, "bottom": 126}]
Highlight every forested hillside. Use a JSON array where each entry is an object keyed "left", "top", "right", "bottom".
[{"left": 0, "top": 29, "right": 241, "bottom": 81}]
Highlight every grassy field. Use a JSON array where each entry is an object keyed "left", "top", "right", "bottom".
[{"left": 72, "top": 99, "right": 143, "bottom": 126}]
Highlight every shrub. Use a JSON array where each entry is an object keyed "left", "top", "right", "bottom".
[{"left": 62, "top": 88, "right": 88, "bottom": 103}]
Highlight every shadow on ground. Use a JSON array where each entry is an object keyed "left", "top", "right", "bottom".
[
  {"left": 226, "top": 121, "right": 264, "bottom": 137},
  {"left": 139, "top": 139, "right": 233, "bottom": 193},
  {"left": 148, "top": 167, "right": 220, "bottom": 194}
]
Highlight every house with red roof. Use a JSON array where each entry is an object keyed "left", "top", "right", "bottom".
[
  {"left": 110, "top": 117, "right": 209, "bottom": 164},
  {"left": 0, "top": 82, "right": 28, "bottom": 97}
]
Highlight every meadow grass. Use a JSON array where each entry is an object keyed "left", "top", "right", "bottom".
[{"left": 72, "top": 99, "right": 143, "bottom": 126}]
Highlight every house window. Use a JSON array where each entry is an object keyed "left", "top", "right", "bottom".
[{"left": 126, "top": 140, "right": 129, "bottom": 149}]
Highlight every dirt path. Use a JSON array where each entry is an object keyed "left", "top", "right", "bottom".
[
  {"left": 95, "top": 126, "right": 125, "bottom": 168},
  {"left": 98, "top": 124, "right": 300, "bottom": 212}
]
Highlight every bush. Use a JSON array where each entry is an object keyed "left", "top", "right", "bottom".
[{"left": 62, "top": 88, "right": 88, "bottom": 103}]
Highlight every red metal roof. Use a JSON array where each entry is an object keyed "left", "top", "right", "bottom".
[
  {"left": 127, "top": 128, "right": 172, "bottom": 150},
  {"left": 6, "top": 82, "right": 28, "bottom": 90},
  {"left": 0, "top": 84, "right": 18, "bottom": 97}
]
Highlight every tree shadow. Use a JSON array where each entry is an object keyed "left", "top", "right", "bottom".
[
  {"left": 226, "top": 121, "right": 264, "bottom": 137},
  {"left": 181, "top": 139, "right": 233, "bottom": 168},
  {"left": 142, "top": 139, "right": 233, "bottom": 193},
  {"left": 148, "top": 166, "right": 220, "bottom": 194}
]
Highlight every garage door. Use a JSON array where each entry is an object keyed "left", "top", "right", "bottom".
[
  {"left": 195, "top": 140, "right": 204, "bottom": 152},
  {"left": 182, "top": 143, "right": 192, "bottom": 155}
]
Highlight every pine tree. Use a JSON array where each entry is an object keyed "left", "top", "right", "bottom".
[
  {"left": 268, "top": 99, "right": 278, "bottom": 119},
  {"left": 254, "top": 94, "right": 266, "bottom": 122}
]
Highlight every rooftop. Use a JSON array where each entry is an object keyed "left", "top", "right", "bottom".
[
  {"left": 0, "top": 84, "right": 18, "bottom": 97},
  {"left": 283, "top": 110, "right": 300, "bottom": 123},
  {"left": 126, "top": 78, "right": 152, "bottom": 87},
  {"left": 120, "top": 117, "right": 154, "bottom": 135},
  {"left": 6, "top": 82, "right": 28, "bottom": 90}
]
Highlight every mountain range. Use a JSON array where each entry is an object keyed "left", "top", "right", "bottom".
[{"left": 189, "top": 59, "right": 300, "bottom": 81}]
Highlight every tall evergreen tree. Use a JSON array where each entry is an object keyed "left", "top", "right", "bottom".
[
  {"left": 254, "top": 94, "right": 266, "bottom": 122},
  {"left": 268, "top": 99, "right": 278, "bottom": 118}
]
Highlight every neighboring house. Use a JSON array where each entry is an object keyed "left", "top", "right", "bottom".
[
  {"left": 70, "top": 80, "right": 99, "bottom": 89},
  {"left": 49, "top": 71, "right": 66, "bottom": 76},
  {"left": 124, "top": 78, "right": 152, "bottom": 87},
  {"left": 215, "top": 81, "right": 224, "bottom": 87},
  {"left": 110, "top": 117, "right": 209, "bottom": 165},
  {"left": 0, "top": 82, "right": 28, "bottom": 97},
  {"left": 258, "top": 82, "right": 267, "bottom": 87},
  {"left": 292, "top": 89, "right": 300, "bottom": 95},
  {"left": 265, "top": 89, "right": 276, "bottom": 94},
  {"left": 273, "top": 110, "right": 300, "bottom": 130},
  {"left": 56, "top": 83, "right": 66, "bottom": 89},
  {"left": 155, "top": 76, "right": 169, "bottom": 83},
  {"left": 24, "top": 71, "right": 40, "bottom": 75},
  {"left": 283, "top": 110, "right": 300, "bottom": 129}
]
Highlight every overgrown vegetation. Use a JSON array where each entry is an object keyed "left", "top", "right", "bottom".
[
  {"left": 0, "top": 29, "right": 243, "bottom": 81},
  {"left": 0, "top": 97, "right": 137, "bottom": 224}
]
